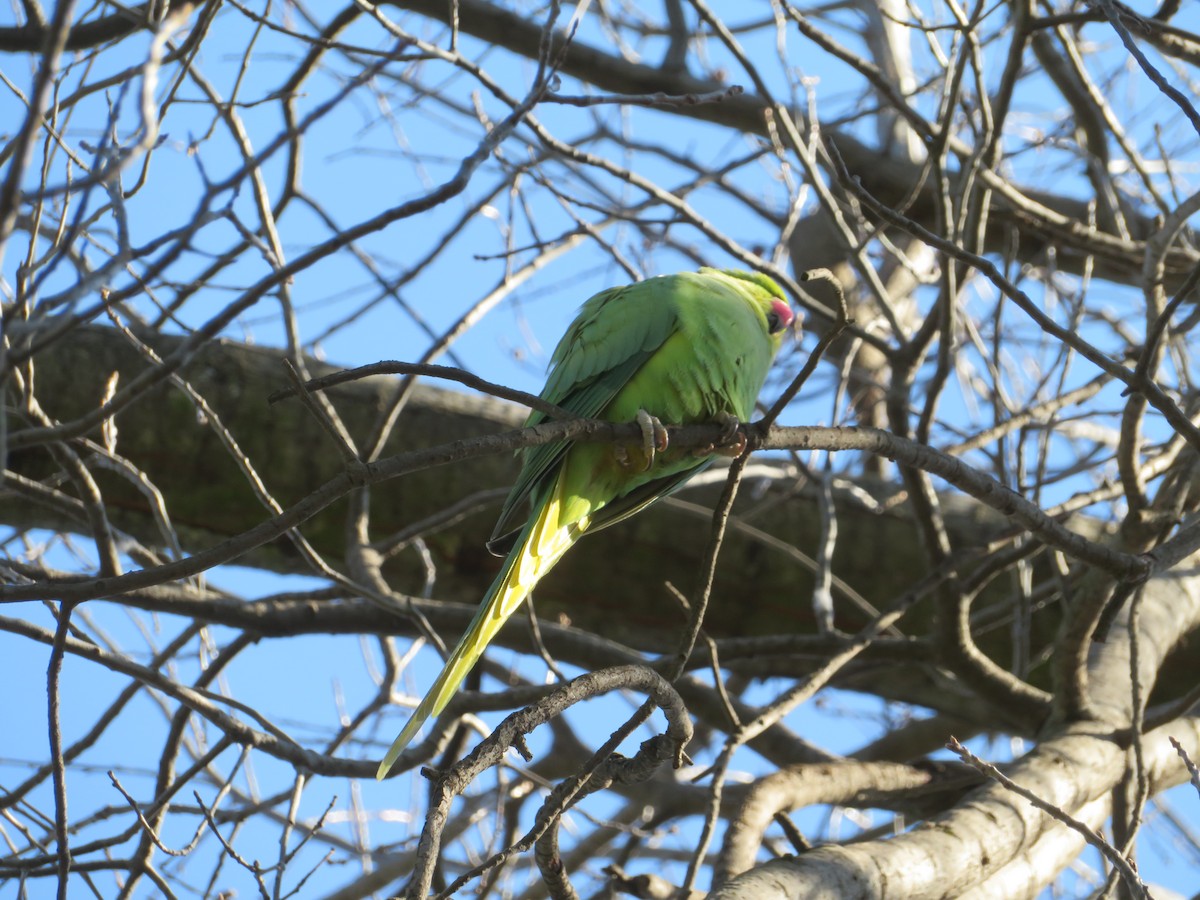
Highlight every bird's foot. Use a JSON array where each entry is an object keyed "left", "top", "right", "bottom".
[
  {"left": 615, "top": 409, "right": 669, "bottom": 471},
  {"left": 695, "top": 411, "right": 746, "bottom": 457}
]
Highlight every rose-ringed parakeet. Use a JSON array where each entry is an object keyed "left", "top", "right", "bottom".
[{"left": 376, "top": 267, "right": 793, "bottom": 778}]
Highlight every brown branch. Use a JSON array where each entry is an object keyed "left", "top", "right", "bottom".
[{"left": 405, "top": 665, "right": 693, "bottom": 899}]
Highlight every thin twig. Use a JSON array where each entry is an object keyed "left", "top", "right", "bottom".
[
  {"left": 947, "top": 737, "right": 1151, "bottom": 899},
  {"left": 268, "top": 359, "right": 574, "bottom": 421}
]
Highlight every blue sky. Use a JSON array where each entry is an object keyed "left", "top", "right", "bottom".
[{"left": 3, "top": 1, "right": 1200, "bottom": 897}]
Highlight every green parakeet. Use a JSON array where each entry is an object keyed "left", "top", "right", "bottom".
[{"left": 376, "top": 267, "right": 793, "bottom": 778}]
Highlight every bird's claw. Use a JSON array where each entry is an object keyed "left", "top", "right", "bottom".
[
  {"left": 640, "top": 409, "right": 670, "bottom": 458},
  {"left": 695, "top": 411, "right": 746, "bottom": 457},
  {"left": 717, "top": 430, "right": 749, "bottom": 457},
  {"left": 616, "top": 409, "right": 668, "bottom": 471}
]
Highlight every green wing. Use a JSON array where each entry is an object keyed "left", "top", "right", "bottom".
[
  {"left": 488, "top": 282, "right": 681, "bottom": 548},
  {"left": 489, "top": 268, "right": 789, "bottom": 551}
]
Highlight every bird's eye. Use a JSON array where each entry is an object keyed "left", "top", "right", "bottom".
[{"left": 766, "top": 299, "right": 794, "bottom": 334}]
